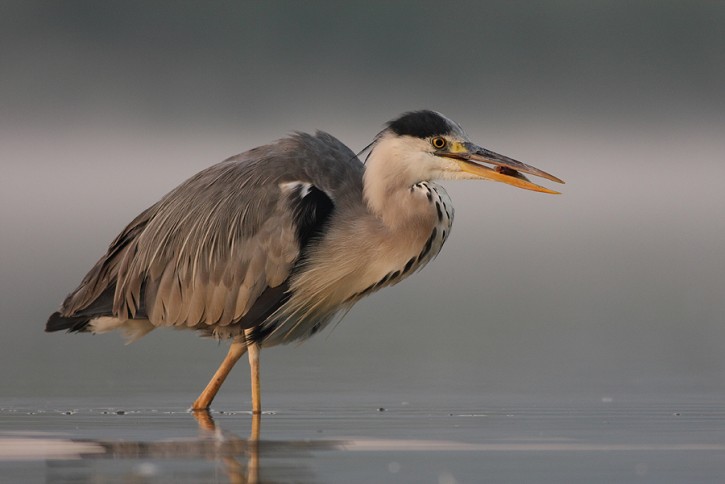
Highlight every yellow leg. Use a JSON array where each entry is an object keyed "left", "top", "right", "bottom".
[
  {"left": 247, "top": 346, "right": 261, "bottom": 479},
  {"left": 192, "top": 341, "right": 247, "bottom": 410},
  {"left": 245, "top": 328, "right": 262, "bottom": 415}
]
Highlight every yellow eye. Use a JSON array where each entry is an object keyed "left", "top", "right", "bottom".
[{"left": 431, "top": 137, "right": 446, "bottom": 149}]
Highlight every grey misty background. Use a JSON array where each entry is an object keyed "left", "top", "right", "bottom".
[{"left": 1, "top": 2, "right": 724, "bottom": 403}]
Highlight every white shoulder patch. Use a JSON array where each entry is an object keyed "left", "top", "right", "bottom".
[{"left": 279, "top": 181, "right": 313, "bottom": 198}]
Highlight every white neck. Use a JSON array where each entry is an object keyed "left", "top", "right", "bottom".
[{"left": 362, "top": 135, "right": 428, "bottom": 228}]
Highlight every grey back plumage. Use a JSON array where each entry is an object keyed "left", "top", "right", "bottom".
[{"left": 50, "top": 132, "right": 364, "bottom": 342}]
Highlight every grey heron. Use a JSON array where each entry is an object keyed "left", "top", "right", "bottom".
[{"left": 46, "top": 110, "right": 563, "bottom": 413}]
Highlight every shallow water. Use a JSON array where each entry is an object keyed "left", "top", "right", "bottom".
[{"left": 2, "top": 392, "right": 725, "bottom": 483}]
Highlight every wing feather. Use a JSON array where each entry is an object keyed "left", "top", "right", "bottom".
[
  {"left": 185, "top": 275, "right": 207, "bottom": 325},
  {"left": 206, "top": 282, "right": 227, "bottom": 325},
  {"left": 234, "top": 284, "right": 253, "bottom": 321}
]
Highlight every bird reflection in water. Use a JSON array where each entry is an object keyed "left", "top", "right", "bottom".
[
  {"left": 192, "top": 409, "right": 261, "bottom": 483},
  {"left": 24, "top": 412, "right": 340, "bottom": 483}
]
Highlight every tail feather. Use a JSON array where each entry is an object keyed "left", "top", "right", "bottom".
[
  {"left": 46, "top": 205, "right": 155, "bottom": 336},
  {"left": 45, "top": 312, "right": 91, "bottom": 333}
]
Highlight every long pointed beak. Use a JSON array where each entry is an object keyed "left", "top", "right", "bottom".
[{"left": 444, "top": 142, "right": 564, "bottom": 194}]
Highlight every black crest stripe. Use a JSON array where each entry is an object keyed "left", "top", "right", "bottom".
[{"left": 387, "top": 110, "right": 453, "bottom": 139}]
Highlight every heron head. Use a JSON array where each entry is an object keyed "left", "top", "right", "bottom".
[{"left": 377, "top": 110, "right": 564, "bottom": 194}]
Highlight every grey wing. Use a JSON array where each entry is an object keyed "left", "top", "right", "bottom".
[
  {"left": 47, "top": 132, "right": 361, "bottom": 340},
  {"left": 127, "top": 178, "right": 300, "bottom": 334}
]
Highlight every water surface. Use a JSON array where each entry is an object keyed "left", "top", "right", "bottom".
[{"left": 3, "top": 392, "right": 724, "bottom": 483}]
